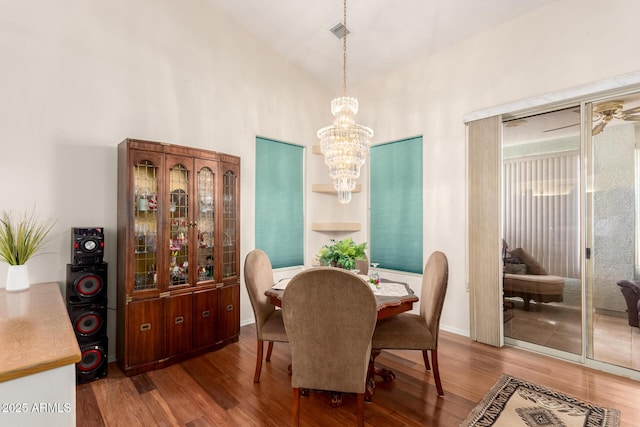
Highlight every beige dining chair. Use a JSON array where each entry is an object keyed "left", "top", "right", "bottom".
[
  {"left": 371, "top": 251, "right": 449, "bottom": 396},
  {"left": 244, "top": 249, "right": 288, "bottom": 383},
  {"left": 282, "top": 267, "right": 377, "bottom": 427}
]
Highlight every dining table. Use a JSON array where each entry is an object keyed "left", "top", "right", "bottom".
[{"left": 265, "top": 274, "right": 419, "bottom": 402}]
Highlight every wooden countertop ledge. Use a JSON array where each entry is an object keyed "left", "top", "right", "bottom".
[{"left": 0, "top": 282, "right": 81, "bottom": 383}]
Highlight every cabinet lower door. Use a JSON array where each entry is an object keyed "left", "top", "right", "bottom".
[
  {"left": 127, "top": 299, "right": 163, "bottom": 367},
  {"left": 164, "top": 293, "right": 193, "bottom": 358},
  {"left": 193, "top": 288, "right": 218, "bottom": 349},
  {"left": 218, "top": 284, "right": 240, "bottom": 343}
]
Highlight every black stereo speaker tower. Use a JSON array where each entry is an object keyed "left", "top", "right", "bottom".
[{"left": 67, "top": 227, "right": 108, "bottom": 384}]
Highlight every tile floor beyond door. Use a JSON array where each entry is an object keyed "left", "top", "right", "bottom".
[{"left": 505, "top": 298, "right": 640, "bottom": 371}]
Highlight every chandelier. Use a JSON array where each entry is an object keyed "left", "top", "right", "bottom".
[{"left": 317, "top": 0, "right": 373, "bottom": 204}]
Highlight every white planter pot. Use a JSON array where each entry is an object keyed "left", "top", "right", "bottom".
[{"left": 6, "top": 264, "right": 30, "bottom": 292}]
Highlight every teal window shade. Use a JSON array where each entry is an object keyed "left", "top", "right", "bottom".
[
  {"left": 255, "top": 137, "right": 304, "bottom": 268},
  {"left": 370, "top": 136, "right": 423, "bottom": 273}
]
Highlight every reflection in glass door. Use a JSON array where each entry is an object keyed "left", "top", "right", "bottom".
[
  {"left": 502, "top": 107, "right": 582, "bottom": 355},
  {"left": 587, "top": 94, "right": 640, "bottom": 372}
]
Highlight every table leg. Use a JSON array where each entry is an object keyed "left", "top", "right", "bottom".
[
  {"left": 366, "top": 350, "right": 397, "bottom": 402},
  {"left": 329, "top": 392, "right": 343, "bottom": 407}
]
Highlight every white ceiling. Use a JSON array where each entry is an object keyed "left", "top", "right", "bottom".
[{"left": 208, "top": 0, "right": 561, "bottom": 91}]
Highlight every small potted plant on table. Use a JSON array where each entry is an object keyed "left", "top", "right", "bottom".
[{"left": 316, "top": 237, "right": 368, "bottom": 272}]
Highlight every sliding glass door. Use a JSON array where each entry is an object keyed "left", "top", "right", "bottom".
[
  {"left": 586, "top": 93, "right": 640, "bottom": 372},
  {"left": 502, "top": 107, "right": 582, "bottom": 356},
  {"left": 501, "top": 92, "right": 640, "bottom": 375}
]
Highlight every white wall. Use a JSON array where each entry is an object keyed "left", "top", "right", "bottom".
[
  {"left": 0, "top": 0, "right": 330, "bottom": 359},
  {"left": 4, "top": 0, "right": 640, "bottom": 360},
  {"left": 354, "top": 0, "right": 640, "bottom": 335}
]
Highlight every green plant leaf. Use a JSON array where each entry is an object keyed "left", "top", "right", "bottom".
[
  {"left": 0, "top": 210, "right": 56, "bottom": 265},
  {"left": 315, "top": 237, "right": 367, "bottom": 271}
]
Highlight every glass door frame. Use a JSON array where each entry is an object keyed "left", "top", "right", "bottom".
[
  {"left": 502, "top": 89, "right": 640, "bottom": 381},
  {"left": 501, "top": 104, "right": 584, "bottom": 364},
  {"left": 582, "top": 91, "right": 640, "bottom": 380}
]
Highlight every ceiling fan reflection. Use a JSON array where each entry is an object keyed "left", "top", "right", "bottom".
[{"left": 543, "top": 101, "right": 640, "bottom": 135}]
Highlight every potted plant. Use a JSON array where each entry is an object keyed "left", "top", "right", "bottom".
[
  {"left": 0, "top": 209, "right": 56, "bottom": 292},
  {"left": 316, "top": 237, "right": 367, "bottom": 271}
]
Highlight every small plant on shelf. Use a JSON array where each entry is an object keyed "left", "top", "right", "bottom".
[{"left": 316, "top": 237, "right": 367, "bottom": 271}]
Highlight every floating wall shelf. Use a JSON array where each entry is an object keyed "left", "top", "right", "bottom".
[
  {"left": 312, "top": 184, "right": 362, "bottom": 194},
  {"left": 311, "top": 223, "right": 361, "bottom": 232}
]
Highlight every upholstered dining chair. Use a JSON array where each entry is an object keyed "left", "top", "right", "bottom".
[
  {"left": 244, "top": 249, "right": 288, "bottom": 383},
  {"left": 282, "top": 267, "right": 377, "bottom": 427},
  {"left": 371, "top": 251, "right": 449, "bottom": 396}
]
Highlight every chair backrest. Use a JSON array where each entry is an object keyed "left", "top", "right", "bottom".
[
  {"left": 244, "top": 249, "right": 276, "bottom": 338},
  {"left": 282, "top": 267, "right": 377, "bottom": 393},
  {"left": 419, "top": 251, "right": 449, "bottom": 342},
  {"left": 617, "top": 280, "right": 640, "bottom": 297}
]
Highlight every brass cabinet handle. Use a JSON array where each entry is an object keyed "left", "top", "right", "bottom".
[
  {"left": 174, "top": 316, "right": 184, "bottom": 324},
  {"left": 140, "top": 323, "right": 151, "bottom": 332},
  {"left": 202, "top": 310, "right": 211, "bottom": 318}
]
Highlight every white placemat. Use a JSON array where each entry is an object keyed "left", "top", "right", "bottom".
[
  {"left": 272, "top": 278, "right": 291, "bottom": 290},
  {"left": 372, "top": 282, "right": 409, "bottom": 296}
]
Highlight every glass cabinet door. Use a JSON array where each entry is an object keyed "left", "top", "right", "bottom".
[
  {"left": 132, "top": 154, "right": 161, "bottom": 292},
  {"left": 196, "top": 162, "right": 215, "bottom": 284},
  {"left": 222, "top": 166, "right": 239, "bottom": 279},
  {"left": 167, "top": 156, "right": 191, "bottom": 287}
]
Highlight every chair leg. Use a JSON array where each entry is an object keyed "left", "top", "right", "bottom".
[
  {"left": 356, "top": 392, "right": 365, "bottom": 427},
  {"left": 422, "top": 349, "right": 431, "bottom": 371},
  {"left": 254, "top": 340, "right": 264, "bottom": 383},
  {"left": 292, "top": 387, "right": 301, "bottom": 427},
  {"left": 266, "top": 341, "right": 274, "bottom": 362},
  {"left": 431, "top": 349, "right": 444, "bottom": 396}
]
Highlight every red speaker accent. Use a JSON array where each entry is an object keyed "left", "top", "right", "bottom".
[
  {"left": 66, "top": 263, "right": 107, "bottom": 304},
  {"left": 76, "top": 337, "right": 108, "bottom": 384},
  {"left": 68, "top": 303, "right": 107, "bottom": 342}
]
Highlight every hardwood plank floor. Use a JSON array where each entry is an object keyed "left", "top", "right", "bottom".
[{"left": 77, "top": 325, "right": 640, "bottom": 426}]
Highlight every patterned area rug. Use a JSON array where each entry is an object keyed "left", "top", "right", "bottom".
[{"left": 460, "top": 374, "right": 620, "bottom": 427}]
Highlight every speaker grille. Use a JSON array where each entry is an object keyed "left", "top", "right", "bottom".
[
  {"left": 76, "top": 338, "right": 108, "bottom": 383},
  {"left": 66, "top": 263, "right": 107, "bottom": 303}
]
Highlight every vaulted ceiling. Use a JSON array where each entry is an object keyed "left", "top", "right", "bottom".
[{"left": 209, "top": 0, "right": 560, "bottom": 90}]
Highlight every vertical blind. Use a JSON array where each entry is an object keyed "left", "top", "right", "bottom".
[
  {"left": 255, "top": 137, "right": 304, "bottom": 268},
  {"left": 502, "top": 151, "right": 580, "bottom": 278},
  {"left": 468, "top": 116, "right": 503, "bottom": 347},
  {"left": 370, "top": 136, "right": 423, "bottom": 273}
]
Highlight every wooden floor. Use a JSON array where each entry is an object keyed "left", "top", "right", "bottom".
[{"left": 77, "top": 325, "right": 640, "bottom": 426}]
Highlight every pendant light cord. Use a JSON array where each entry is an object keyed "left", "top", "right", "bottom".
[{"left": 343, "top": 0, "right": 347, "bottom": 97}]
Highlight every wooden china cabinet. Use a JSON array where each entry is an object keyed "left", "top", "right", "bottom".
[{"left": 116, "top": 139, "right": 240, "bottom": 376}]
